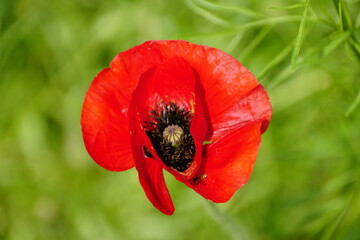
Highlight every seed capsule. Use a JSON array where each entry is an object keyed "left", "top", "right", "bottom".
[{"left": 163, "top": 125, "right": 184, "bottom": 145}]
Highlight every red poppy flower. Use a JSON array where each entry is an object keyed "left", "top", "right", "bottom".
[{"left": 81, "top": 40, "right": 272, "bottom": 215}]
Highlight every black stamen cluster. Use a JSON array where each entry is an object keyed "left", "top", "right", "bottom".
[{"left": 144, "top": 102, "right": 195, "bottom": 172}]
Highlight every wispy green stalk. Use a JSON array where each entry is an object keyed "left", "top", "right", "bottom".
[
  {"left": 224, "top": 31, "right": 244, "bottom": 54},
  {"left": 186, "top": 0, "right": 233, "bottom": 27},
  {"left": 348, "top": 37, "right": 360, "bottom": 58},
  {"left": 238, "top": 24, "right": 273, "bottom": 60},
  {"left": 267, "top": 30, "right": 350, "bottom": 89},
  {"left": 346, "top": 88, "right": 360, "bottom": 117},
  {"left": 192, "top": 0, "right": 266, "bottom": 18},
  {"left": 321, "top": 31, "right": 351, "bottom": 56},
  {"left": 257, "top": 42, "right": 293, "bottom": 80},
  {"left": 339, "top": 1, "right": 344, "bottom": 31},
  {"left": 205, "top": 201, "right": 245, "bottom": 240},
  {"left": 320, "top": 171, "right": 358, "bottom": 240},
  {"left": 267, "top": 2, "right": 306, "bottom": 10},
  {"left": 291, "top": 0, "right": 311, "bottom": 71},
  {"left": 234, "top": 15, "right": 315, "bottom": 31},
  {"left": 340, "top": 0, "right": 354, "bottom": 29}
]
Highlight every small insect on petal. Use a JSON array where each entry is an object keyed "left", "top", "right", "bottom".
[{"left": 193, "top": 173, "right": 207, "bottom": 184}]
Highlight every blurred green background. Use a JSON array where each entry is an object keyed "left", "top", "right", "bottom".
[{"left": 1, "top": 0, "right": 360, "bottom": 239}]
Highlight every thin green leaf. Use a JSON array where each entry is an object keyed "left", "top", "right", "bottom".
[
  {"left": 338, "top": 1, "right": 343, "bottom": 31},
  {"left": 188, "top": 15, "right": 315, "bottom": 43},
  {"left": 267, "top": 3, "right": 305, "bottom": 11},
  {"left": 257, "top": 43, "right": 293, "bottom": 81},
  {"left": 317, "top": 17, "right": 338, "bottom": 28},
  {"left": 234, "top": 15, "right": 314, "bottom": 31},
  {"left": 349, "top": 35, "right": 360, "bottom": 53},
  {"left": 267, "top": 65, "right": 294, "bottom": 89},
  {"left": 291, "top": 0, "right": 311, "bottom": 71},
  {"left": 340, "top": 0, "right": 353, "bottom": 29},
  {"left": 297, "top": 31, "right": 347, "bottom": 60},
  {"left": 332, "top": 0, "right": 353, "bottom": 30},
  {"left": 238, "top": 24, "right": 273, "bottom": 59},
  {"left": 186, "top": 0, "right": 233, "bottom": 27},
  {"left": 346, "top": 88, "right": 360, "bottom": 116},
  {"left": 348, "top": 37, "right": 360, "bottom": 62},
  {"left": 320, "top": 0, "right": 337, "bottom": 28},
  {"left": 193, "top": 0, "right": 266, "bottom": 18},
  {"left": 321, "top": 31, "right": 351, "bottom": 56},
  {"left": 224, "top": 31, "right": 244, "bottom": 53},
  {"left": 267, "top": 29, "right": 346, "bottom": 89},
  {"left": 355, "top": 12, "right": 360, "bottom": 27},
  {"left": 186, "top": 28, "right": 239, "bottom": 40},
  {"left": 323, "top": 168, "right": 360, "bottom": 240},
  {"left": 308, "top": 5, "right": 318, "bottom": 19}
]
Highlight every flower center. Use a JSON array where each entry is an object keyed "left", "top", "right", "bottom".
[
  {"left": 162, "top": 125, "right": 184, "bottom": 145},
  {"left": 144, "top": 102, "right": 195, "bottom": 172}
]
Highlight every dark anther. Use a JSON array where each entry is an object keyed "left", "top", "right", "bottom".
[
  {"left": 143, "top": 146, "right": 154, "bottom": 158},
  {"left": 144, "top": 102, "right": 195, "bottom": 172}
]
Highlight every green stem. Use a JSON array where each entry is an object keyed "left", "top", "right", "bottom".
[{"left": 205, "top": 201, "right": 245, "bottom": 240}]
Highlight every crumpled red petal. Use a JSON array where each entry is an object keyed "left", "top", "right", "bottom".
[
  {"left": 128, "top": 102, "right": 175, "bottom": 215},
  {"left": 185, "top": 121, "right": 263, "bottom": 202},
  {"left": 81, "top": 68, "right": 134, "bottom": 171},
  {"left": 81, "top": 41, "right": 167, "bottom": 171},
  {"left": 206, "top": 84, "right": 272, "bottom": 142}
]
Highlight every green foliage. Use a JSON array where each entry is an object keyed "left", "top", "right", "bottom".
[{"left": 0, "top": 0, "right": 359, "bottom": 239}]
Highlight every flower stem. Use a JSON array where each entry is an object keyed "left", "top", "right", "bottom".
[{"left": 205, "top": 201, "right": 246, "bottom": 240}]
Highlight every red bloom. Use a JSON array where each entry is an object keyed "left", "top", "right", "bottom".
[{"left": 81, "top": 40, "right": 272, "bottom": 215}]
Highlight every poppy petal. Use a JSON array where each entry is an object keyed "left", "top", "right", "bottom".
[
  {"left": 137, "top": 158, "right": 175, "bottom": 215},
  {"left": 208, "top": 84, "right": 272, "bottom": 141},
  {"left": 81, "top": 68, "right": 134, "bottom": 171},
  {"left": 128, "top": 101, "right": 175, "bottom": 215},
  {"left": 185, "top": 121, "right": 263, "bottom": 202},
  {"left": 81, "top": 41, "right": 170, "bottom": 171}
]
